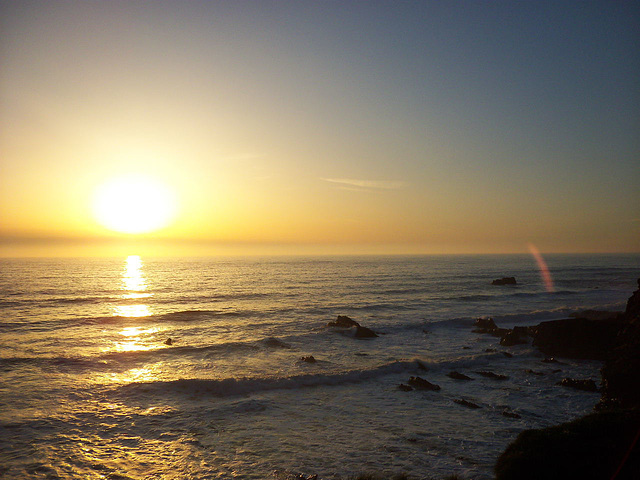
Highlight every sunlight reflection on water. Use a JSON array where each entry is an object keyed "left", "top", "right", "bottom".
[{"left": 113, "top": 255, "right": 153, "bottom": 318}]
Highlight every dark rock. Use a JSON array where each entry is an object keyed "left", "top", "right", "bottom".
[
  {"left": 398, "top": 384, "right": 413, "bottom": 391},
  {"left": 448, "top": 371, "right": 473, "bottom": 381},
  {"left": 551, "top": 369, "right": 562, "bottom": 373},
  {"left": 299, "top": 355, "right": 316, "bottom": 364},
  {"left": 492, "top": 277, "right": 517, "bottom": 285},
  {"left": 556, "top": 378, "right": 598, "bottom": 392},
  {"left": 474, "top": 317, "right": 499, "bottom": 334},
  {"left": 354, "top": 325, "right": 378, "bottom": 338},
  {"left": 541, "top": 357, "right": 558, "bottom": 363},
  {"left": 407, "top": 376, "right": 441, "bottom": 391},
  {"left": 500, "top": 330, "right": 528, "bottom": 347},
  {"left": 454, "top": 398, "right": 480, "bottom": 409},
  {"left": 623, "top": 278, "right": 640, "bottom": 320},
  {"left": 502, "top": 352, "right": 513, "bottom": 358},
  {"left": 164, "top": 338, "right": 173, "bottom": 345},
  {"left": 600, "top": 278, "right": 640, "bottom": 409},
  {"left": 475, "top": 371, "right": 509, "bottom": 380},
  {"left": 533, "top": 317, "right": 625, "bottom": 360},
  {"left": 327, "top": 315, "right": 360, "bottom": 328},
  {"left": 513, "top": 326, "right": 529, "bottom": 337},
  {"left": 526, "top": 369, "right": 544, "bottom": 376},
  {"left": 502, "top": 409, "right": 521, "bottom": 419},
  {"left": 495, "top": 411, "right": 640, "bottom": 480},
  {"left": 485, "top": 348, "right": 497, "bottom": 353},
  {"left": 462, "top": 346, "right": 471, "bottom": 350}
]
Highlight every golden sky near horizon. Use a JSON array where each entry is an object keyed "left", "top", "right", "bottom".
[{"left": 1, "top": 2, "right": 639, "bottom": 257}]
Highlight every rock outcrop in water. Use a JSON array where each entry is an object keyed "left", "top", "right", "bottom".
[
  {"left": 531, "top": 317, "right": 624, "bottom": 360},
  {"left": 326, "top": 315, "right": 378, "bottom": 338},
  {"left": 492, "top": 277, "right": 517, "bottom": 285},
  {"left": 327, "top": 315, "right": 360, "bottom": 328},
  {"left": 407, "top": 376, "right": 441, "bottom": 391}
]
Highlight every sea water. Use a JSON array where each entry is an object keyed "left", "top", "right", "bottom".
[{"left": 1, "top": 254, "right": 638, "bottom": 479}]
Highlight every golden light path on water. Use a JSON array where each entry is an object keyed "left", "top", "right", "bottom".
[
  {"left": 528, "top": 243, "right": 555, "bottom": 293},
  {"left": 111, "top": 255, "right": 157, "bottom": 354}
]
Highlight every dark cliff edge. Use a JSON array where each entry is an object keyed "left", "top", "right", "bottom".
[{"left": 495, "top": 279, "right": 640, "bottom": 480}]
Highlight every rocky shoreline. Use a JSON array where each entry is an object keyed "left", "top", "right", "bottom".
[
  {"left": 281, "top": 280, "right": 640, "bottom": 480},
  {"left": 492, "top": 278, "right": 640, "bottom": 480}
]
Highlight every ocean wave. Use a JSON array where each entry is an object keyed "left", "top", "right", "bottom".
[{"left": 114, "top": 360, "right": 421, "bottom": 398}]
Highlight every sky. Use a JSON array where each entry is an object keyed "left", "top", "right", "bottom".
[{"left": 1, "top": 1, "right": 638, "bottom": 257}]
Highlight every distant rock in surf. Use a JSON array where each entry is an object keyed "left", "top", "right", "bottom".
[
  {"left": 398, "top": 383, "right": 413, "bottom": 391},
  {"left": 298, "top": 355, "right": 316, "bottom": 364},
  {"left": 453, "top": 398, "right": 480, "bottom": 409},
  {"left": 448, "top": 371, "right": 473, "bottom": 381},
  {"left": 408, "top": 376, "right": 441, "bottom": 391},
  {"left": 327, "top": 315, "right": 360, "bottom": 328},
  {"left": 475, "top": 371, "right": 509, "bottom": 380},
  {"left": 474, "top": 317, "right": 509, "bottom": 337},
  {"left": 326, "top": 315, "right": 378, "bottom": 338},
  {"left": 474, "top": 317, "right": 498, "bottom": 333},
  {"left": 262, "top": 337, "right": 291, "bottom": 349},
  {"left": 501, "top": 409, "right": 521, "bottom": 419},
  {"left": 492, "top": 277, "right": 517, "bottom": 285},
  {"left": 164, "top": 338, "right": 173, "bottom": 345}
]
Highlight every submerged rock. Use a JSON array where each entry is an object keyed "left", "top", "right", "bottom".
[
  {"left": 556, "top": 378, "right": 599, "bottom": 392},
  {"left": 448, "top": 371, "right": 473, "bottom": 381},
  {"left": 501, "top": 409, "right": 522, "bottom": 419},
  {"left": 492, "top": 277, "right": 517, "bottom": 285},
  {"left": 475, "top": 371, "right": 509, "bottom": 380},
  {"left": 407, "top": 376, "right": 441, "bottom": 391},
  {"left": 262, "top": 337, "right": 291, "bottom": 349},
  {"left": 453, "top": 398, "right": 480, "bottom": 409}
]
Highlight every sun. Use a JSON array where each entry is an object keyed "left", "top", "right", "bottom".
[{"left": 92, "top": 175, "right": 177, "bottom": 234}]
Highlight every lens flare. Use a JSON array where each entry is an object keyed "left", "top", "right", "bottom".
[{"left": 528, "top": 243, "right": 554, "bottom": 292}]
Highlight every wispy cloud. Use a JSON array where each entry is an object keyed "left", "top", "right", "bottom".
[{"left": 321, "top": 178, "right": 406, "bottom": 190}]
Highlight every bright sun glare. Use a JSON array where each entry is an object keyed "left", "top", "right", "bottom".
[{"left": 93, "top": 175, "right": 177, "bottom": 234}]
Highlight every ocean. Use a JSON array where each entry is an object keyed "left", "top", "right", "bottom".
[{"left": 1, "top": 254, "right": 638, "bottom": 479}]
